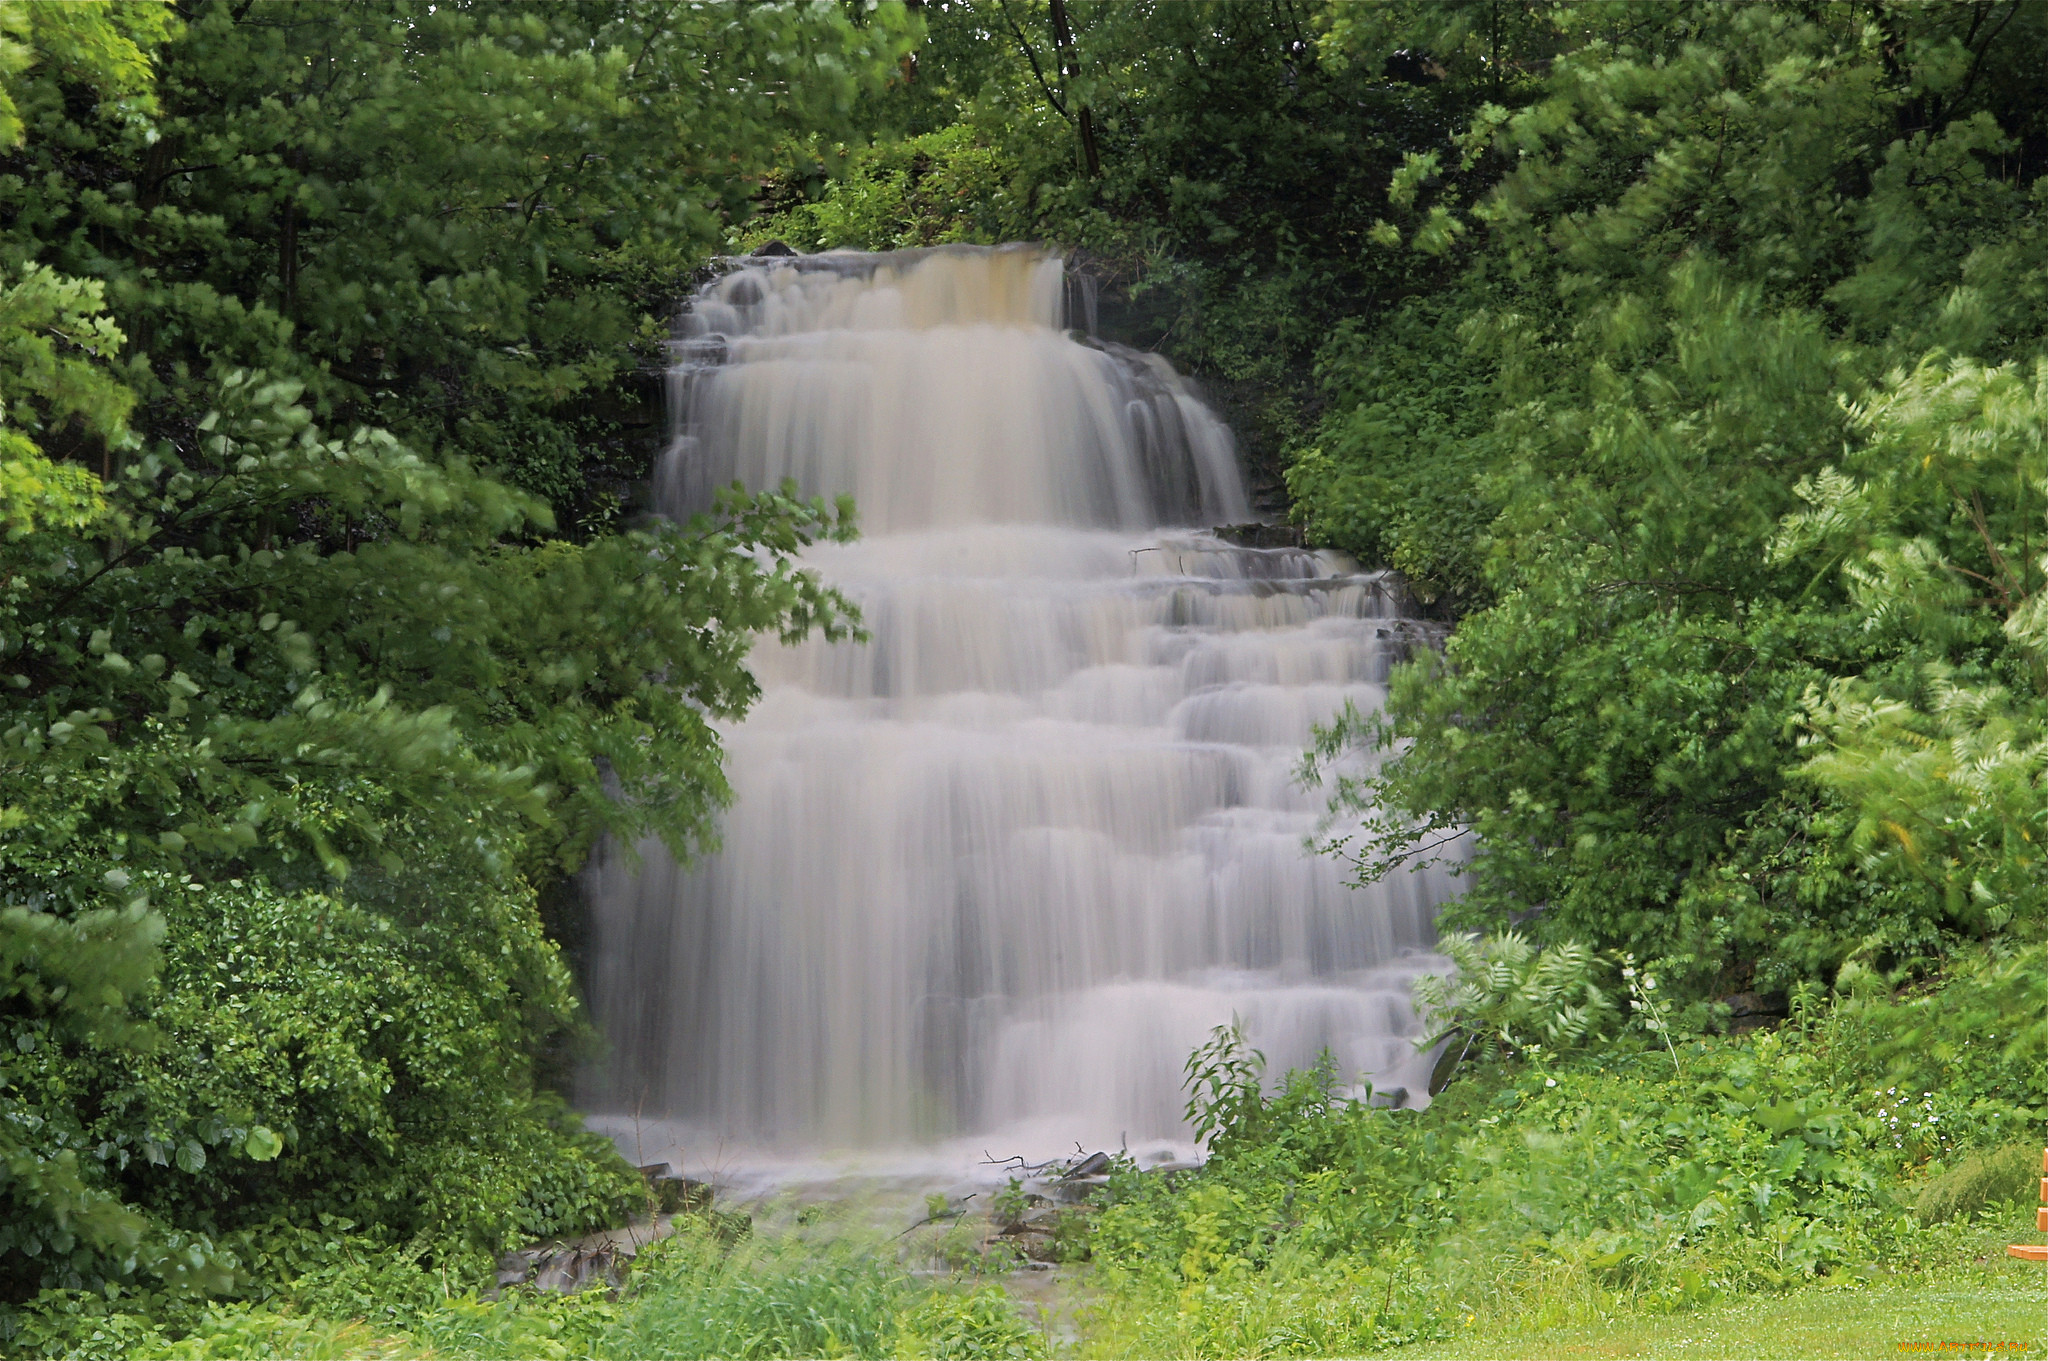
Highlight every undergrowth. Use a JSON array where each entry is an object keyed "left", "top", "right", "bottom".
[
  {"left": 3, "top": 1215, "right": 1046, "bottom": 1360},
  {"left": 1082, "top": 942, "right": 2048, "bottom": 1358}
]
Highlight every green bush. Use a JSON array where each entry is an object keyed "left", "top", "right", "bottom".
[
  {"left": 1915, "top": 1145, "right": 2043, "bottom": 1227},
  {"left": 894, "top": 1285, "right": 1045, "bottom": 1360},
  {"left": 1412, "top": 930, "right": 1620, "bottom": 1068},
  {"left": 1, "top": 1292, "right": 172, "bottom": 1361},
  {"left": 5, "top": 1219, "right": 626, "bottom": 1360},
  {"left": 0, "top": 364, "right": 859, "bottom": 1304},
  {"left": 735, "top": 126, "right": 1027, "bottom": 254},
  {"left": 1287, "top": 292, "right": 1503, "bottom": 610},
  {"left": 1, "top": 0, "right": 901, "bottom": 1319}
]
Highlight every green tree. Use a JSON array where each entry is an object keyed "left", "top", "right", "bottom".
[
  {"left": 1781, "top": 354, "right": 2048, "bottom": 934},
  {"left": 0, "top": 0, "right": 174, "bottom": 534},
  {"left": 3, "top": 0, "right": 918, "bottom": 530},
  {"left": 1304, "top": 1, "right": 2048, "bottom": 994},
  {"left": 0, "top": 0, "right": 908, "bottom": 1311}
]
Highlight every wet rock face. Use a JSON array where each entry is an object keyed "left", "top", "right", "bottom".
[
  {"left": 1720, "top": 991, "right": 1788, "bottom": 1034},
  {"left": 1214, "top": 522, "right": 1306, "bottom": 549}
]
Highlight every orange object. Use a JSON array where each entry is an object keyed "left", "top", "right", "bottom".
[{"left": 2011, "top": 1146, "right": 2048, "bottom": 1263}]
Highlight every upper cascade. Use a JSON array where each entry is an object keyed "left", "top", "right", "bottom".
[
  {"left": 659, "top": 245, "right": 1250, "bottom": 535},
  {"left": 684, "top": 244, "right": 1067, "bottom": 335}
]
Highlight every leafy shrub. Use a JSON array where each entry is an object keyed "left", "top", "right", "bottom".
[
  {"left": 1298, "top": 1, "right": 2048, "bottom": 996},
  {"left": 1783, "top": 357, "right": 2048, "bottom": 936},
  {"left": 1915, "top": 1145, "right": 2043, "bottom": 1226},
  {"left": 893, "top": 1286, "right": 1045, "bottom": 1360},
  {"left": 0, "top": 1291, "right": 171, "bottom": 1361},
  {"left": 990, "top": 1178, "right": 1029, "bottom": 1233},
  {"left": 1841, "top": 941, "right": 2048, "bottom": 1115},
  {"left": 1, "top": 0, "right": 897, "bottom": 1320},
  {"left": 1413, "top": 931, "right": 1619, "bottom": 1067},
  {"left": 7, "top": 1218, "right": 627, "bottom": 1360},
  {"left": 735, "top": 126, "right": 1026, "bottom": 253},
  {"left": 0, "top": 366, "right": 857, "bottom": 1302},
  {"left": 1287, "top": 292, "right": 1502, "bottom": 610},
  {"left": 2, "top": 801, "right": 646, "bottom": 1296},
  {"left": 1183, "top": 1021, "right": 1354, "bottom": 1164}
]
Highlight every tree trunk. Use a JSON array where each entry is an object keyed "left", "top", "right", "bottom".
[
  {"left": 901, "top": 0, "right": 922, "bottom": 84},
  {"left": 1048, "top": 0, "right": 1100, "bottom": 178},
  {"left": 279, "top": 149, "right": 305, "bottom": 317}
]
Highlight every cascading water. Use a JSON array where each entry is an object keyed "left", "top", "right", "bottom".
[{"left": 585, "top": 245, "right": 1455, "bottom": 1162}]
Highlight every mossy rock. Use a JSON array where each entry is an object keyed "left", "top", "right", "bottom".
[{"left": 1914, "top": 1144, "right": 2041, "bottom": 1226}]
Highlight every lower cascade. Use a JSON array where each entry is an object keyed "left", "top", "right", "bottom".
[{"left": 585, "top": 245, "right": 1456, "bottom": 1158}]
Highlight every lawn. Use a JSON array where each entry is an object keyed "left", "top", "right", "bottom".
[{"left": 1403, "top": 1257, "right": 2046, "bottom": 1361}]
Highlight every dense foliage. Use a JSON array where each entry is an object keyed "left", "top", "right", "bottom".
[
  {"left": 1294, "top": 2, "right": 2048, "bottom": 998},
  {"left": 737, "top": 0, "right": 1483, "bottom": 493},
  {"left": 6, "top": 1214, "right": 1047, "bottom": 1361},
  {"left": 0, "top": 0, "right": 909, "bottom": 1330},
  {"left": 6, "top": 0, "right": 914, "bottom": 530}
]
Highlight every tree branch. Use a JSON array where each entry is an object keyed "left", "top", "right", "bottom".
[
  {"left": 1953, "top": 0, "right": 2022, "bottom": 113},
  {"left": 996, "top": 0, "right": 1069, "bottom": 120}
]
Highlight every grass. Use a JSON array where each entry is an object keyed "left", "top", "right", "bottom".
[
  {"left": 103, "top": 1227, "right": 2044, "bottom": 1359},
  {"left": 1062, "top": 1208, "right": 2048, "bottom": 1359},
  {"left": 1400, "top": 1256, "right": 2048, "bottom": 1361},
  {"left": 601, "top": 1234, "right": 907, "bottom": 1360}
]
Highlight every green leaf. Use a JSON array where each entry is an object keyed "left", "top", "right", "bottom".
[{"left": 243, "top": 1126, "right": 283, "bottom": 1162}]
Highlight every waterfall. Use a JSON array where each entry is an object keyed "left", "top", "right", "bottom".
[{"left": 585, "top": 245, "right": 1454, "bottom": 1157}]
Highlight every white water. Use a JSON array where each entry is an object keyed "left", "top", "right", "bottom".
[{"left": 585, "top": 246, "right": 1454, "bottom": 1170}]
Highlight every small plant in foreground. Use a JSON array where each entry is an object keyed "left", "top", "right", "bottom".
[
  {"left": 1414, "top": 931, "right": 1618, "bottom": 1082},
  {"left": 1620, "top": 953, "right": 1682, "bottom": 1076}
]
